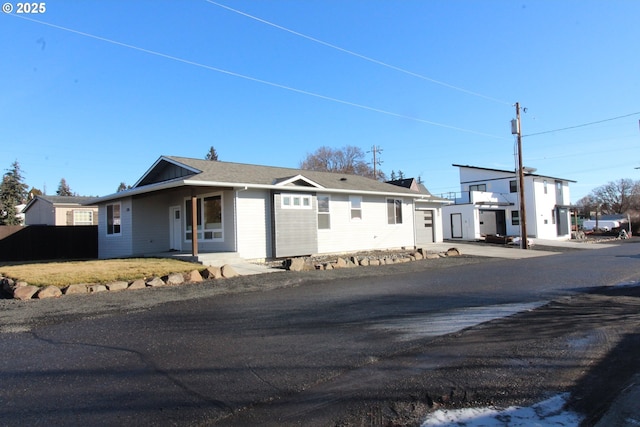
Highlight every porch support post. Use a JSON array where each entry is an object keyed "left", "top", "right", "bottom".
[{"left": 191, "top": 194, "right": 198, "bottom": 257}]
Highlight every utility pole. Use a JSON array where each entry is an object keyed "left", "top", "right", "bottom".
[
  {"left": 368, "top": 145, "right": 383, "bottom": 180},
  {"left": 512, "top": 102, "right": 529, "bottom": 249}
]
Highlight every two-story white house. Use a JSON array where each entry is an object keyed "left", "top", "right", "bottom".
[{"left": 442, "top": 164, "right": 575, "bottom": 241}]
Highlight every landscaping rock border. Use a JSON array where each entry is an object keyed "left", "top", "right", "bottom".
[
  {"left": 281, "top": 247, "right": 461, "bottom": 272},
  {"left": 0, "top": 248, "right": 461, "bottom": 300},
  {"left": 0, "top": 263, "right": 240, "bottom": 301}
]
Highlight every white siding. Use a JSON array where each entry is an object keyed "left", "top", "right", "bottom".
[
  {"left": 317, "top": 195, "right": 415, "bottom": 254},
  {"left": 98, "top": 197, "right": 133, "bottom": 259},
  {"left": 131, "top": 192, "right": 172, "bottom": 255},
  {"left": 442, "top": 204, "right": 478, "bottom": 240},
  {"left": 235, "top": 189, "right": 271, "bottom": 260}
]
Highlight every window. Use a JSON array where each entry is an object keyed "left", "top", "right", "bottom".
[
  {"left": 73, "top": 210, "right": 93, "bottom": 225},
  {"left": 511, "top": 210, "right": 519, "bottom": 226},
  {"left": 186, "top": 194, "right": 223, "bottom": 241},
  {"left": 509, "top": 180, "right": 517, "bottom": 193},
  {"left": 106, "top": 203, "right": 121, "bottom": 235},
  {"left": 350, "top": 196, "right": 362, "bottom": 220},
  {"left": 281, "top": 194, "right": 312, "bottom": 209},
  {"left": 387, "top": 198, "right": 403, "bottom": 224},
  {"left": 543, "top": 180, "right": 548, "bottom": 194},
  {"left": 469, "top": 184, "right": 487, "bottom": 192},
  {"left": 317, "top": 195, "right": 330, "bottom": 229}
]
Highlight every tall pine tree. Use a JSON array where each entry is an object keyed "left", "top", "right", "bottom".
[
  {"left": 56, "top": 178, "right": 73, "bottom": 196},
  {"left": 0, "top": 161, "right": 28, "bottom": 225}
]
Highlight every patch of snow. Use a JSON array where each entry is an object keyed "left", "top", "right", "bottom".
[
  {"left": 371, "top": 302, "right": 544, "bottom": 341},
  {"left": 421, "top": 393, "right": 583, "bottom": 427}
]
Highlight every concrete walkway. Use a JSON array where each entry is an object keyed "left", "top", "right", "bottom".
[{"left": 427, "top": 238, "right": 620, "bottom": 259}]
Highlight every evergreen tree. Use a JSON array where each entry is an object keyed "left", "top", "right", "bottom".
[
  {"left": 205, "top": 146, "right": 219, "bottom": 161},
  {"left": 117, "top": 182, "right": 131, "bottom": 192},
  {"left": 0, "top": 161, "right": 28, "bottom": 225},
  {"left": 56, "top": 178, "right": 74, "bottom": 196}
]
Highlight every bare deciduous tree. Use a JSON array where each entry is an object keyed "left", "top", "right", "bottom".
[
  {"left": 577, "top": 178, "right": 640, "bottom": 216},
  {"left": 300, "top": 145, "right": 385, "bottom": 180}
]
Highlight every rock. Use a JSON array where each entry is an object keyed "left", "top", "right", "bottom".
[
  {"left": 65, "top": 284, "right": 88, "bottom": 295},
  {"left": 369, "top": 259, "right": 380, "bottom": 266},
  {"left": 187, "top": 270, "right": 203, "bottom": 283},
  {"left": 106, "top": 281, "right": 129, "bottom": 292},
  {"left": 412, "top": 251, "right": 424, "bottom": 260},
  {"left": 335, "top": 258, "right": 348, "bottom": 268},
  {"left": 202, "top": 266, "right": 222, "bottom": 279},
  {"left": 146, "top": 277, "right": 165, "bottom": 287},
  {"left": 221, "top": 264, "right": 238, "bottom": 278},
  {"left": 165, "top": 273, "right": 185, "bottom": 286},
  {"left": 88, "top": 284, "right": 107, "bottom": 293},
  {"left": 128, "top": 279, "right": 147, "bottom": 290},
  {"left": 1, "top": 277, "right": 15, "bottom": 293},
  {"left": 36, "top": 285, "right": 62, "bottom": 299},
  {"left": 350, "top": 256, "right": 360, "bottom": 266},
  {"left": 13, "top": 285, "right": 39, "bottom": 300},
  {"left": 324, "top": 263, "right": 333, "bottom": 270},
  {"left": 286, "top": 258, "right": 306, "bottom": 272},
  {"left": 360, "top": 258, "right": 370, "bottom": 267},
  {"left": 446, "top": 247, "right": 461, "bottom": 256},
  {"left": 426, "top": 253, "right": 441, "bottom": 259}
]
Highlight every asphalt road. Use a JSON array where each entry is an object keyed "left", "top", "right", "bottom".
[{"left": 1, "top": 241, "right": 640, "bottom": 426}]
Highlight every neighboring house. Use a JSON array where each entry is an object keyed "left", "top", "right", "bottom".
[
  {"left": 92, "top": 156, "right": 449, "bottom": 261},
  {"left": 23, "top": 195, "right": 99, "bottom": 226},
  {"left": 16, "top": 203, "right": 26, "bottom": 225},
  {"left": 387, "top": 177, "right": 451, "bottom": 246},
  {"left": 442, "top": 164, "right": 575, "bottom": 241}
]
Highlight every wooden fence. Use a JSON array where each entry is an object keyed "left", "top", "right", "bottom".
[{"left": 0, "top": 225, "right": 98, "bottom": 262}]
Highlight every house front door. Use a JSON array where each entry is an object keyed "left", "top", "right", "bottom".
[
  {"left": 451, "top": 213, "right": 463, "bottom": 238},
  {"left": 415, "top": 208, "right": 435, "bottom": 244},
  {"left": 170, "top": 206, "right": 182, "bottom": 251}
]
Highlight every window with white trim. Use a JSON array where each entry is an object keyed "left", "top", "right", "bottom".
[
  {"left": 73, "top": 210, "right": 94, "bottom": 225},
  {"left": 281, "top": 194, "right": 312, "bottom": 209},
  {"left": 350, "top": 196, "right": 362, "bottom": 220},
  {"left": 317, "top": 195, "right": 330, "bottom": 229},
  {"left": 387, "top": 198, "right": 403, "bottom": 224},
  {"left": 106, "top": 203, "right": 121, "bottom": 235},
  {"left": 185, "top": 194, "right": 223, "bottom": 241}
]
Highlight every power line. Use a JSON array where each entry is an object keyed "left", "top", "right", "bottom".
[
  {"left": 523, "top": 111, "right": 640, "bottom": 137},
  {"left": 205, "top": 0, "right": 512, "bottom": 106},
  {"left": 7, "top": 14, "right": 509, "bottom": 141}
]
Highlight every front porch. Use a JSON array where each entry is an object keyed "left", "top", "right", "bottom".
[{"left": 147, "top": 251, "right": 280, "bottom": 275}]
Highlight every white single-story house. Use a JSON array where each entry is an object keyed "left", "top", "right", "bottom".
[
  {"left": 442, "top": 164, "right": 575, "bottom": 241},
  {"left": 91, "top": 156, "right": 450, "bottom": 261},
  {"left": 23, "top": 195, "right": 99, "bottom": 226}
]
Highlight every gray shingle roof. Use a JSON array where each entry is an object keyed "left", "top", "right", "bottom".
[
  {"left": 94, "top": 156, "right": 449, "bottom": 203},
  {"left": 164, "top": 156, "right": 420, "bottom": 195}
]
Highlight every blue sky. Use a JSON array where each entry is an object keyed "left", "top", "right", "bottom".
[{"left": 1, "top": 1, "right": 639, "bottom": 202}]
